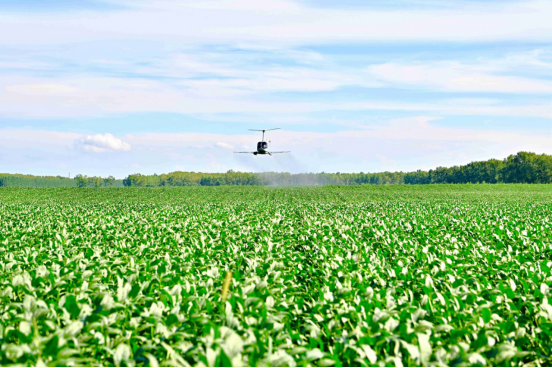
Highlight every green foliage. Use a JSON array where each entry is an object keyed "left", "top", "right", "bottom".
[
  {"left": 0, "top": 174, "right": 122, "bottom": 188},
  {"left": 123, "top": 171, "right": 263, "bottom": 187},
  {"left": 0, "top": 185, "right": 551, "bottom": 366},
  {"left": 407, "top": 152, "right": 552, "bottom": 184},
  {"left": 122, "top": 171, "right": 407, "bottom": 187},
  {"left": 0, "top": 174, "right": 76, "bottom": 188},
  {"left": 75, "top": 174, "right": 123, "bottom": 188},
  {"left": 74, "top": 174, "right": 122, "bottom": 188},
  {"left": 2, "top": 151, "right": 552, "bottom": 188},
  {"left": 122, "top": 151, "right": 552, "bottom": 187}
]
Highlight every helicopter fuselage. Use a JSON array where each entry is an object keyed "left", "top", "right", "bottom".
[{"left": 255, "top": 141, "right": 269, "bottom": 155}]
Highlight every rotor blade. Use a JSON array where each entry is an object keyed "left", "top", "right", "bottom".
[
  {"left": 268, "top": 151, "right": 290, "bottom": 154},
  {"left": 233, "top": 152, "right": 256, "bottom": 154},
  {"left": 248, "top": 128, "right": 281, "bottom": 131}
]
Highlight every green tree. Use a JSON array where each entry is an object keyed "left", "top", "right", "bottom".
[
  {"left": 75, "top": 174, "right": 87, "bottom": 188},
  {"left": 103, "top": 176, "right": 116, "bottom": 187}
]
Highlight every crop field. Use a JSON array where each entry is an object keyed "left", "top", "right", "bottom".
[{"left": 0, "top": 185, "right": 551, "bottom": 367}]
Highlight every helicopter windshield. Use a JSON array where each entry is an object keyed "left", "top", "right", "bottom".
[{"left": 257, "top": 142, "right": 268, "bottom": 149}]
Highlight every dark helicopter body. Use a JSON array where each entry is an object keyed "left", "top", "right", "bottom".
[
  {"left": 234, "top": 129, "right": 290, "bottom": 156},
  {"left": 254, "top": 141, "right": 269, "bottom": 155}
]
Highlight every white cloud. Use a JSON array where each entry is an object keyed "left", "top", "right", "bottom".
[
  {"left": 77, "top": 133, "right": 131, "bottom": 153},
  {"left": 216, "top": 142, "right": 235, "bottom": 150},
  {"left": 0, "top": 0, "right": 550, "bottom": 141},
  {"left": 368, "top": 61, "right": 552, "bottom": 93},
  {"left": 0, "top": 0, "right": 551, "bottom": 45},
  {"left": 1, "top": 44, "right": 551, "bottom": 121},
  {"left": 1, "top": 74, "right": 552, "bottom": 119},
  {"left": 0, "top": 0, "right": 551, "bottom": 175},
  {"left": 149, "top": 50, "right": 378, "bottom": 95},
  {"left": 0, "top": 129, "right": 80, "bottom": 149},
  {"left": 5, "top": 83, "right": 78, "bottom": 95}
]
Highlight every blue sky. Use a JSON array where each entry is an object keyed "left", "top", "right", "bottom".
[{"left": 0, "top": 0, "right": 551, "bottom": 177}]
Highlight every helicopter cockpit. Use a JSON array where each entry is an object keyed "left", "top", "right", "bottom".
[{"left": 257, "top": 141, "right": 268, "bottom": 150}]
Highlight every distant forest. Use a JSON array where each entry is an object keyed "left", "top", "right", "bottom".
[
  {"left": 1, "top": 151, "right": 552, "bottom": 187},
  {"left": 0, "top": 174, "right": 76, "bottom": 188},
  {"left": 0, "top": 174, "right": 124, "bottom": 188}
]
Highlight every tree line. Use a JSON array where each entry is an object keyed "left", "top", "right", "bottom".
[
  {"left": 122, "top": 171, "right": 263, "bottom": 187},
  {"left": 0, "top": 174, "right": 76, "bottom": 187},
  {"left": 122, "top": 152, "right": 552, "bottom": 186},
  {"left": 74, "top": 175, "right": 123, "bottom": 187},
  {"left": 1, "top": 152, "right": 552, "bottom": 187},
  {"left": 0, "top": 174, "right": 123, "bottom": 187},
  {"left": 403, "top": 152, "right": 552, "bottom": 184},
  {"left": 121, "top": 171, "right": 406, "bottom": 187}
]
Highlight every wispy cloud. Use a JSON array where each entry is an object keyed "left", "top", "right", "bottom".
[
  {"left": 368, "top": 58, "right": 552, "bottom": 93},
  {"left": 5, "top": 82, "right": 79, "bottom": 95},
  {"left": 2, "top": 0, "right": 550, "bottom": 45},
  {"left": 2, "top": 75, "right": 551, "bottom": 118},
  {"left": 0, "top": 0, "right": 551, "bottom": 175},
  {"left": 1, "top": 49, "right": 552, "bottom": 119},
  {"left": 216, "top": 142, "right": 235, "bottom": 150},
  {"left": 0, "top": 1, "right": 551, "bottom": 120}
]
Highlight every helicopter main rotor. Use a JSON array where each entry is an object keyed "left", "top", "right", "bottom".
[{"left": 249, "top": 128, "right": 280, "bottom": 141}]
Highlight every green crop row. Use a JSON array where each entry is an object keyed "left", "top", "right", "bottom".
[{"left": 0, "top": 186, "right": 551, "bottom": 366}]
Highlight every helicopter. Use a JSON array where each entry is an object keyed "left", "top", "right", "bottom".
[{"left": 234, "top": 128, "right": 290, "bottom": 156}]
